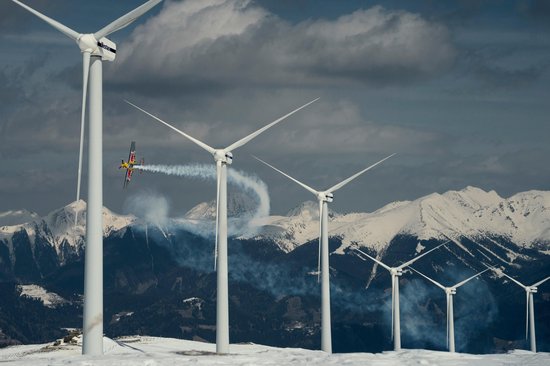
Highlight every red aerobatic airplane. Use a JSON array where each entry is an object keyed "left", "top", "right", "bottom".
[{"left": 119, "top": 141, "right": 144, "bottom": 188}]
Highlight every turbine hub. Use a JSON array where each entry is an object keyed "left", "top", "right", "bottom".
[
  {"left": 77, "top": 34, "right": 98, "bottom": 52},
  {"left": 446, "top": 288, "right": 456, "bottom": 295},
  {"left": 528, "top": 286, "right": 538, "bottom": 293},
  {"left": 77, "top": 34, "right": 117, "bottom": 61},
  {"left": 214, "top": 150, "right": 233, "bottom": 165}
]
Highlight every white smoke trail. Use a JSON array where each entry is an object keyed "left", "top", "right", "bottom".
[
  {"left": 135, "top": 164, "right": 270, "bottom": 237},
  {"left": 136, "top": 164, "right": 215, "bottom": 181}
]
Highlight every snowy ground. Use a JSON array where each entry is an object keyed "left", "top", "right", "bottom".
[
  {"left": 0, "top": 336, "right": 548, "bottom": 366},
  {"left": 17, "top": 285, "right": 68, "bottom": 308}
]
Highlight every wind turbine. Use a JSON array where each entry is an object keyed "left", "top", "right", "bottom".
[
  {"left": 409, "top": 266, "right": 492, "bottom": 352},
  {"left": 126, "top": 98, "right": 319, "bottom": 354},
  {"left": 488, "top": 268, "right": 549, "bottom": 352},
  {"left": 354, "top": 241, "right": 448, "bottom": 351},
  {"left": 11, "top": 0, "right": 163, "bottom": 355},
  {"left": 254, "top": 154, "right": 396, "bottom": 353}
]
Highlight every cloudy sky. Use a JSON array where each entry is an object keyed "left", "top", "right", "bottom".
[{"left": 0, "top": 0, "right": 549, "bottom": 217}]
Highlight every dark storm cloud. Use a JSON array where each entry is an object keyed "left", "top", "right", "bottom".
[
  {"left": 0, "top": 69, "right": 25, "bottom": 122},
  {"left": 519, "top": 0, "right": 550, "bottom": 22},
  {"left": 1, "top": 0, "right": 549, "bottom": 216},
  {"left": 452, "top": 23, "right": 550, "bottom": 91},
  {"left": 0, "top": 0, "right": 71, "bottom": 32},
  {"left": 0, "top": 52, "right": 51, "bottom": 138},
  {"left": 470, "top": 61, "right": 548, "bottom": 89},
  {"left": 108, "top": 0, "right": 456, "bottom": 92},
  {"left": 429, "top": 0, "right": 484, "bottom": 25}
]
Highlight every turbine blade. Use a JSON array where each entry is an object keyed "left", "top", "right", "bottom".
[
  {"left": 74, "top": 51, "right": 91, "bottom": 227},
  {"left": 497, "top": 270, "right": 528, "bottom": 290},
  {"left": 354, "top": 248, "right": 392, "bottom": 271},
  {"left": 453, "top": 267, "right": 491, "bottom": 289},
  {"left": 253, "top": 156, "right": 319, "bottom": 196},
  {"left": 317, "top": 200, "right": 322, "bottom": 283},
  {"left": 525, "top": 291, "right": 529, "bottom": 340},
  {"left": 325, "top": 153, "right": 395, "bottom": 193},
  {"left": 224, "top": 98, "right": 319, "bottom": 152},
  {"left": 532, "top": 276, "right": 550, "bottom": 288},
  {"left": 125, "top": 100, "right": 216, "bottom": 155},
  {"left": 94, "top": 0, "right": 162, "bottom": 39},
  {"left": 409, "top": 266, "right": 446, "bottom": 290},
  {"left": 397, "top": 241, "right": 449, "bottom": 270},
  {"left": 214, "top": 162, "right": 221, "bottom": 270},
  {"left": 11, "top": 0, "right": 80, "bottom": 40}
]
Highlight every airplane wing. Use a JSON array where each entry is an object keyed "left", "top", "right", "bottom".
[{"left": 123, "top": 168, "right": 134, "bottom": 189}]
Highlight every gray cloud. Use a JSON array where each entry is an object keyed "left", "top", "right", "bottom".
[
  {"left": 0, "top": 0, "right": 71, "bottom": 32},
  {"left": 109, "top": 0, "right": 456, "bottom": 91},
  {"left": 460, "top": 45, "right": 550, "bottom": 90},
  {"left": 1, "top": 0, "right": 549, "bottom": 217},
  {"left": 519, "top": 0, "right": 550, "bottom": 22}
]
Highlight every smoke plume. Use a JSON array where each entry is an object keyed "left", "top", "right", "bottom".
[{"left": 134, "top": 164, "right": 269, "bottom": 237}]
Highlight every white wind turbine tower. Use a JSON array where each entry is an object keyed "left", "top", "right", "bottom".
[
  {"left": 255, "top": 154, "right": 396, "bottom": 354},
  {"left": 126, "top": 98, "right": 319, "bottom": 354},
  {"left": 11, "top": 0, "right": 163, "bottom": 355},
  {"left": 354, "top": 241, "right": 448, "bottom": 351},
  {"left": 489, "top": 268, "right": 550, "bottom": 353},
  {"left": 409, "top": 266, "right": 492, "bottom": 352}
]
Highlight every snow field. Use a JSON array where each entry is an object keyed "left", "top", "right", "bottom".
[{"left": 0, "top": 336, "right": 549, "bottom": 366}]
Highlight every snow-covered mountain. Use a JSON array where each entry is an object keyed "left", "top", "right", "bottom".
[
  {"left": 253, "top": 186, "right": 550, "bottom": 255},
  {"left": 0, "top": 201, "right": 134, "bottom": 264},
  {"left": 1, "top": 187, "right": 549, "bottom": 262},
  {"left": 1, "top": 187, "right": 549, "bottom": 353}
]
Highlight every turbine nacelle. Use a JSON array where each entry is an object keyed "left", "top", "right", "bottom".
[
  {"left": 77, "top": 34, "right": 116, "bottom": 61},
  {"left": 527, "top": 286, "right": 538, "bottom": 294},
  {"left": 445, "top": 288, "right": 457, "bottom": 295},
  {"left": 214, "top": 150, "right": 233, "bottom": 165},
  {"left": 318, "top": 192, "right": 333, "bottom": 203},
  {"left": 391, "top": 268, "right": 403, "bottom": 276}
]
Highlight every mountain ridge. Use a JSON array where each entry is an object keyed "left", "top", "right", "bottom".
[
  {"left": 252, "top": 186, "right": 550, "bottom": 254},
  {"left": 1, "top": 186, "right": 549, "bottom": 259}
]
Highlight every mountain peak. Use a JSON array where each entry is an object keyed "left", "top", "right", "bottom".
[
  {"left": 286, "top": 201, "right": 319, "bottom": 218},
  {"left": 184, "top": 193, "right": 258, "bottom": 220},
  {"left": 0, "top": 201, "right": 135, "bottom": 260},
  {"left": 442, "top": 186, "right": 502, "bottom": 211}
]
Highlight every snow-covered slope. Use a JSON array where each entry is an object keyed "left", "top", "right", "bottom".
[
  {"left": 253, "top": 187, "right": 550, "bottom": 254},
  {"left": 17, "top": 285, "right": 68, "bottom": 308},
  {"left": 0, "top": 336, "right": 547, "bottom": 366},
  {"left": 184, "top": 193, "right": 258, "bottom": 220}
]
